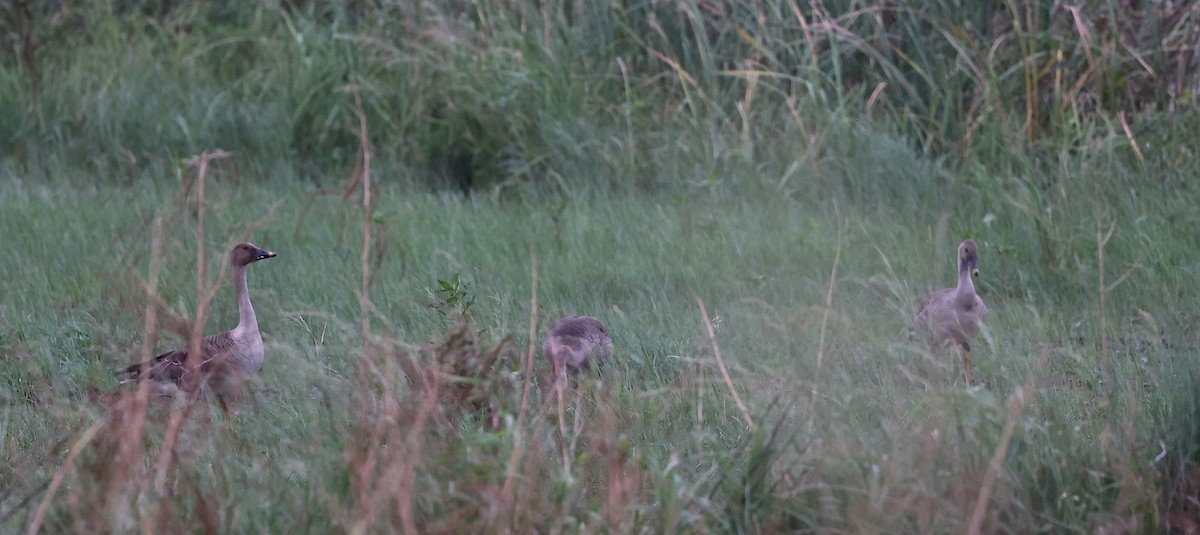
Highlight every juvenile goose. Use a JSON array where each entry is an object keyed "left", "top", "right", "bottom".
[
  {"left": 914, "top": 239, "right": 988, "bottom": 383},
  {"left": 542, "top": 315, "right": 614, "bottom": 381},
  {"left": 118, "top": 242, "right": 276, "bottom": 405}
]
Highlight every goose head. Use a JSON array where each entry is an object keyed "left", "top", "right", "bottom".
[
  {"left": 230, "top": 242, "right": 277, "bottom": 267},
  {"left": 958, "top": 239, "right": 980, "bottom": 277}
]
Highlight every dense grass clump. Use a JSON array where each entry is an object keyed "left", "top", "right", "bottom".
[{"left": 2, "top": 0, "right": 1200, "bottom": 533}]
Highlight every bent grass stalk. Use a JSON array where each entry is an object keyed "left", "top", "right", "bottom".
[{"left": 697, "top": 297, "right": 754, "bottom": 431}]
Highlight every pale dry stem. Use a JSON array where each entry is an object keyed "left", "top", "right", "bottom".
[
  {"left": 967, "top": 345, "right": 1049, "bottom": 535},
  {"left": 499, "top": 246, "right": 539, "bottom": 521},
  {"left": 1094, "top": 181, "right": 1116, "bottom": 410},
  {"left": 26, "top": 418, "right": 107, "bottom": 535},
  {"left": 181, "top": 149, "right": 233, "bottom": 382},
  {"left": 808, "top": 202, "right": 843, "bottom": 433},
  {"left": 556, "top": 374, "right": 571, "bottom": 479},
  {"left": 154, "top": 149, "right": 232, "bottom": 497},
  {"left": 696, "top": 297, "right": 754, "bottom": 430},
  {"left": 116, "top": 216, "right": 163, "bottom": 527},
  {"left": 1117, "top": 111, "right": 1145, "bottom": 163},
  {"left": 396, "top": 373, "right": 439, "bottom": 535},
  {"left": 352, "top": 87, "right": 374, "bottom": 348}
]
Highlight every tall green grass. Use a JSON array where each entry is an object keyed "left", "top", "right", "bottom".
[
  {"left": 5, "top": 1, "right": 1194, "bottom": 191},
  {"left": 2, "top": 0, "right": 1199, "bottom": 532}
]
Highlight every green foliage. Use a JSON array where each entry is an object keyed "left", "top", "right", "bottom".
[
  {"left": 2, "top": 0, "right": 1196, "bottom": 192},
  {"left": 430, "top": 272, "right": 477, "bottom": 322}
]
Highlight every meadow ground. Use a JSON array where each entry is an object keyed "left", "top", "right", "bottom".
[{"left": 3, "top": 147, "right": 1199, "bottom": 532}]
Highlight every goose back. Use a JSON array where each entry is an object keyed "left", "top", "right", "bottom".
[
  {"left": 117, "top": 331, "right": 248, "bottom": 394},
  {"left": 542, "top": 315, "right": 614, "bottom": 376}
]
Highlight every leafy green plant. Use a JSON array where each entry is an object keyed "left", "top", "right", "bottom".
[{"left": 430, "top": 272, "right": 476, "bottom": 322}]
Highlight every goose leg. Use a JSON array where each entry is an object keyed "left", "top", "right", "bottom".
[{"left": 961, "top": 343, "right": 974, "bottom": 384}]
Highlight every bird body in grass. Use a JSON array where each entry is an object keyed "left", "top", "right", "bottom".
[
  {"left": 914, "top": 239, "right": 988, "bottom": 382},
  {"left": 542, "top": 315, "right": 613, "bottom": 381},
  {"left": 117, "top": 242, "right": 276, "bottom": 407}
]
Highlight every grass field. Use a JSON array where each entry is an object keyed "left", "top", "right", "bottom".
[{"left": 3, "top": 1, "right": 1200, "bottom": 533}]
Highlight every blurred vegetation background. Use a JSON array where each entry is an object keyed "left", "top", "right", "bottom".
[{"left": 3, "top": 0, "right": 1195, "bottom": 193}]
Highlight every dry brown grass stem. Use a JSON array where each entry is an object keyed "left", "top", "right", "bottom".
[
  {"left": 787, "top": 0, "right": 819, "bottom": 69},
  {"left": 346, "top": 353, "right": 399, "bottom": 532},
  {"left": 343, "top": 84, "right": 395, "bottom": 534},
  {"left": 1094, "top": 181, "right": 1116, "bottom": 408},
  {"left": 1065, "top": 5, "right": 1096, "bottom": 71},
  {"left": 395, "top": 373, "right": 438, "bottom": 535},
  {"left": 183, "top": 150, "right": 231, "bottom": 385},
  {"left": 346, "top": 359, "right": 438, "bottom": 535},
  {"left": 500, "top": 246, "right": 539, "bottom": 516},
  {"left": 1003, "top": 0, "right": 1037, "bottom": 141},
  {"left": 352, "top": 88, "right": 374, "bottom": 348},
  {"left": 556, "top": 386, "right": 587, "bottom": 485},
  {"left": 1117, "top": 111, "right": 1145, "bottom": 163},
  {"left": 153, "top": 149, "right": 231, "bottom": 497},
  {"left": 1092, "top": 180, "right": 1145, "bottom": 518},
  {"left": 807, "top": 204, "right": 843, "bottom": 433},
  {"left": 816, "top": 203, "right": 842, "bottom": 370},
  {"left": 556, "top": 373, "right": 571, "bottom": 478},
  {"left": 967, "top": 346, "right": 1049, "bottom": 535},
  {"left": 696, "top": 297, "right": 754, "bottom": 431},
  {"left": 865, "top": 82, "right": 887, "bottom": 116},
  {"left": 26, "top": 417, "right": 107, "bottom": 535},
  {"left": 109, "top": 216, "right": 164, "bottom": 522}
]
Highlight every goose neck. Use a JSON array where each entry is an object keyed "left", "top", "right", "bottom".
[
  {"left": 233, "top": 265, "right": 257, "bottom": 333},
  {"left": 955, "top": 259, "right": 976, "bottom": 300}
]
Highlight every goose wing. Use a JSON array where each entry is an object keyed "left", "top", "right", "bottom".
[
  {"left": 116, "top": 332, "right": 237, "bottom": 387},
  {"left": 914, "top": 288, "right": 950, "bottom": 324}
]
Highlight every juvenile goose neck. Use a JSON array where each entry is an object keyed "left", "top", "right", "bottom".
[
  {"left": 233, "top": 265, "right": 257, "bottom": 333},
  {"left": 954, "top": 257, "right": 976, "bottom": 304}
]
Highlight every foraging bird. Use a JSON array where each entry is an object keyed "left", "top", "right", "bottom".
[
  {"left": 914, "top": 239, "right": 988, "bottom": 383},
  {"left": 542, "top": 315, "right": 614, "bottom": 381},
  {"left": 117, "top": 242, "right": 276, "bottom": 407}
]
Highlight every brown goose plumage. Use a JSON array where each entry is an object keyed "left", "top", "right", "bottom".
[
  {"left": 542, "top": 315, "right": 614, "bottom": 379},
  {"left": 118, "top": 242, "right": 276, "bottom": 402},
  {"left": 914, "top": 239, "right": 988, "bottom": 382}
]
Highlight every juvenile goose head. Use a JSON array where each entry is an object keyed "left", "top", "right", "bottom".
[
  {"left": 230, "top": 242, "right": 276, "bottom": 267},
  {"left": 958, "top": 239, "right": 980, "bottom": 278}
]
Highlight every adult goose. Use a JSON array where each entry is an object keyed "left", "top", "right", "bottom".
[
  {"left": 542, "top": 315, "right": 614, "bottom": 381},
  {"left": 118, "top": 242, "right": 276, "bottom": 406},
  {"left": 914, "top": 239, "right": 988, "bottom": 383}
]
